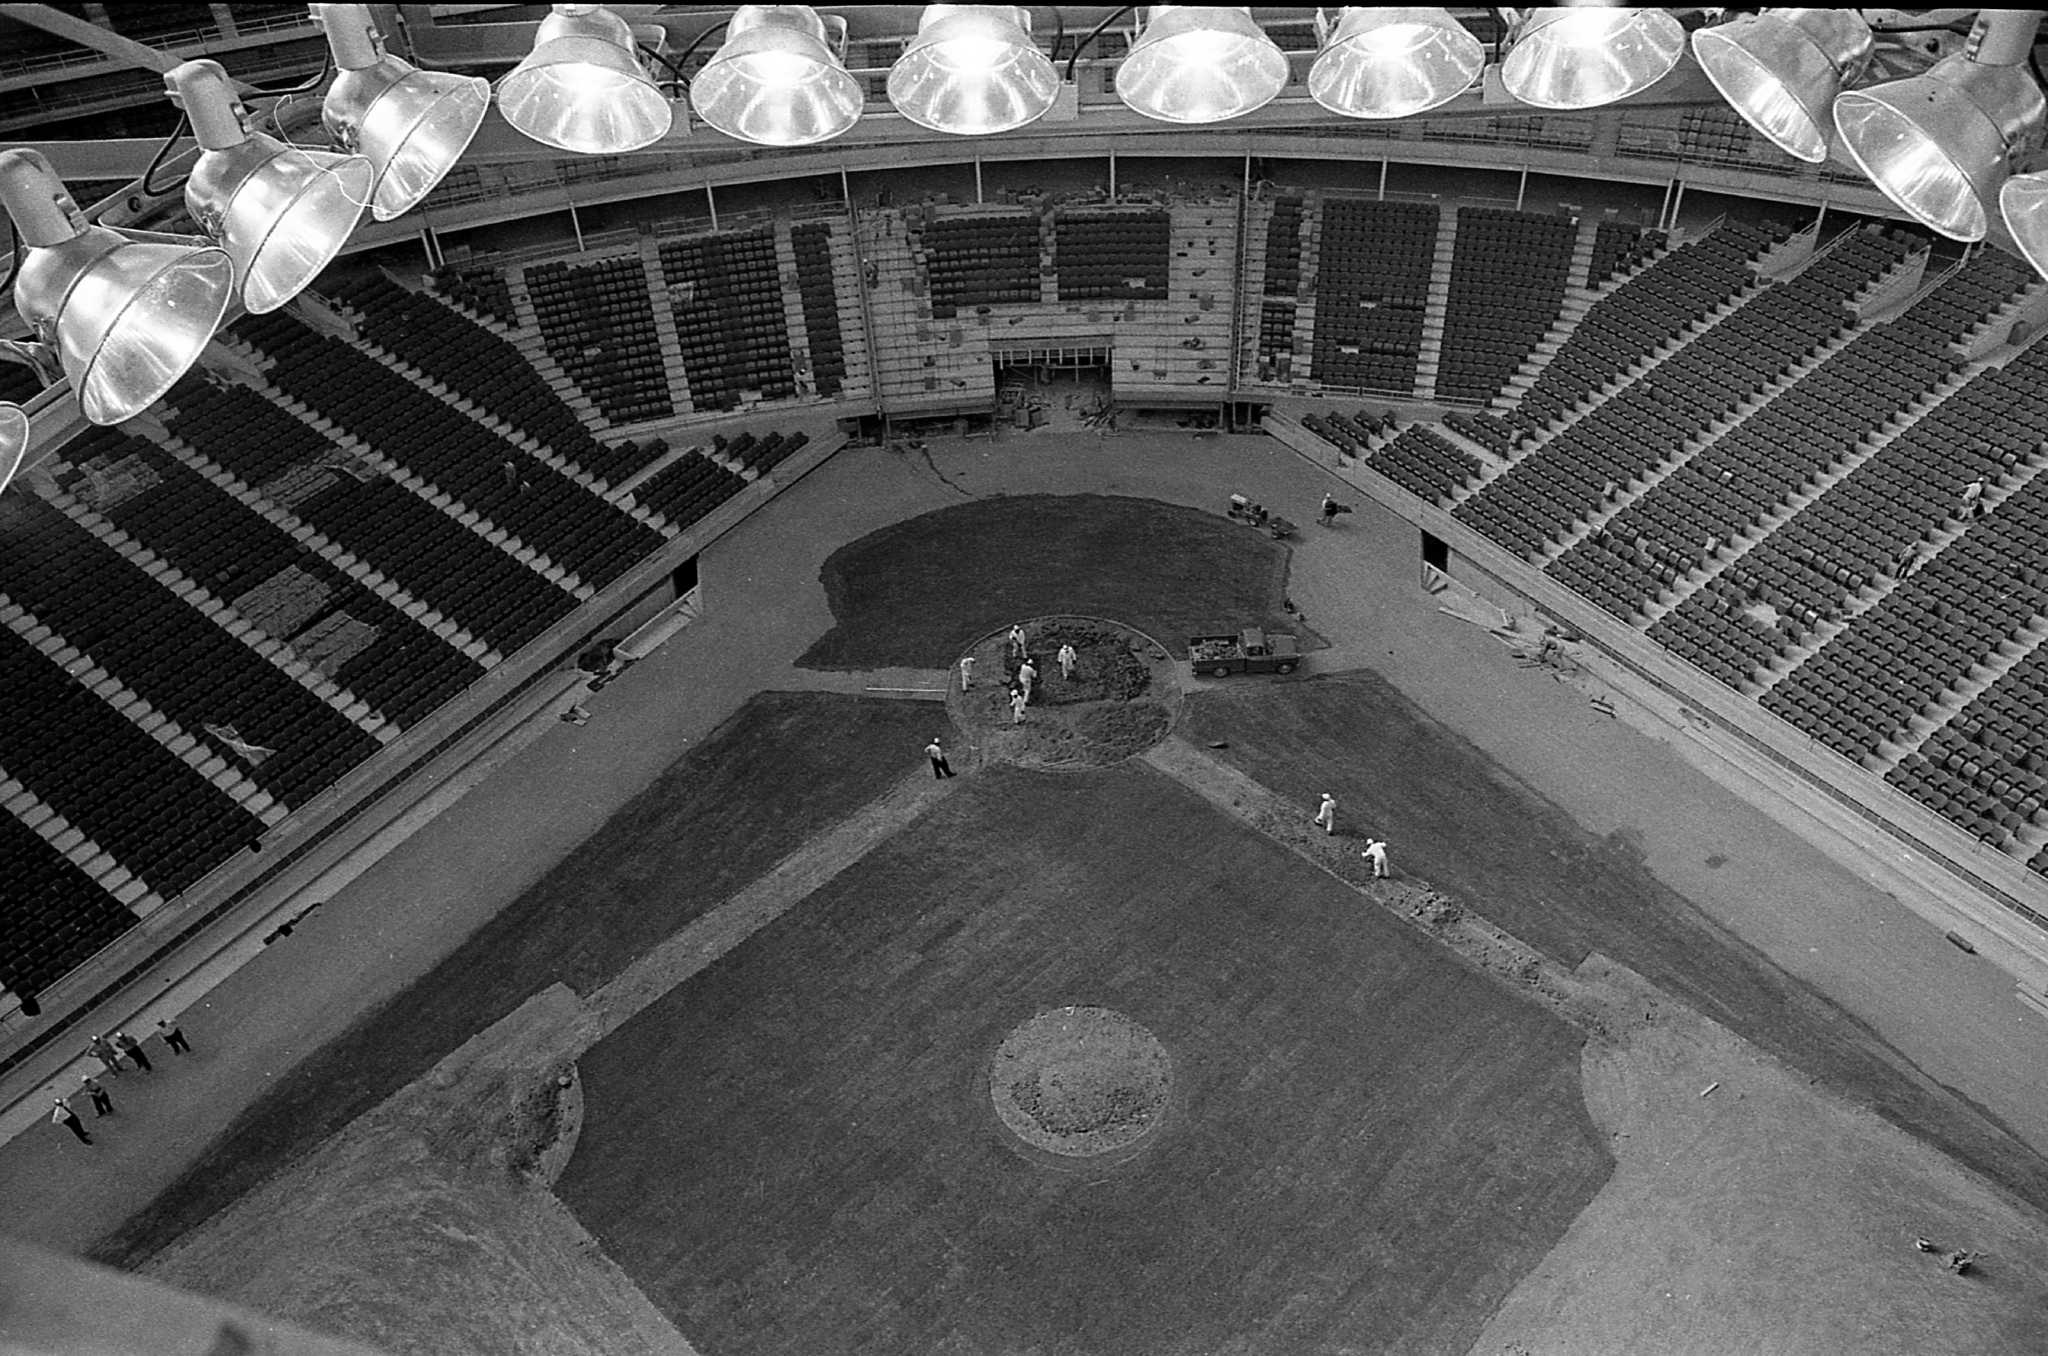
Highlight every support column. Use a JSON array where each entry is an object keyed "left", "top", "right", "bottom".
[
  {"left": 1377, "top": 160, "right": 1388, "bottom": 200},
  {"left": 1516, "top": 166, "right": 1528, "bottom": 211},
  {"left": 974, "top": 156, "right": 984, "bottom": 203},
  {"left": 706, "top": 182, "right": 719, "bottom": 230}
]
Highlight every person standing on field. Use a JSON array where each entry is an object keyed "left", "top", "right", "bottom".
[
  {"left": 1362, "top": 839, "right": 1389, "bottom": 878},
  {"left": 959, "top": 655, "right": 974, "bottom": 691},
  {"left": 51, "top": 1095, "right": 91, "bottom": 1145},
  {"left": 925, "top": 737, "right": 955, "bottom": 779},
  {"left": 1313, "top": 793, "right": 1337, "bottom": 835},
  {"left": 1017, "top": 659, "right": 1038, "bottom": 701},
  {"left": 1010, "top": 689, "right": 1028, "bottom": 724},
  {"left": 113, "top": 1029, "right": 151, "bottom": 1073},
  {"left": 157, "top": 1017, "right": 192, "bottom": 1055},
  {"left": 87, "top": 1035, "right": 123, "bottom": 1077},
  {"left": 80, "top": 1074, "right": 113, "bottom": 1117},
  {"left": 1057, "top": 643, "right": 1077, "bottom": 680}
]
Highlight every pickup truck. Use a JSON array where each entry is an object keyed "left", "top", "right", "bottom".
[{"left": 1189, "top": 628, "right": 1300, "bottom": 677}]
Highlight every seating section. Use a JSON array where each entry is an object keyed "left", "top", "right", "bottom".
[
  {"left": 1366, "top": 425, "right": 1485, "bottom": 506},
  {"left": 1893, "top": 648, "right": 2048, "bottom": 859},
  {"left": 0, "top": 810, "right": 138, "bottom": 1000},
  {"left": 919, "top": 210, "right": 1040, "bottom": 319},
  {"left": 429, "top": 263, "right": 518, "bottom": 328},
  {"left": 56, "top": 424, "right": 483, "bottom": 729},
  {"left": 526, "top": 256, "right": 672, "bottom": 425},
  {"left": 1511, "top": 220, "right": 1776, "bottom": 432},
  {"left": 630, "top": 445, "right": 750, "bottom": 528},
  {"left": 1588, "top": 221, "right": 1660, "bottom": 286},
  {"left": 1054, "top": 209, "right": 1170, "bottom": 300},
  {"left": 1436, "top": 208, "right": 1576, "bottom": 403},
  {"left": 1444, "top": 410, "right": 1532, "bottom": 462},
  {"left": 238, "top": 313, "right": 664, "bottom": 589},
  {"left": 1558, "top": 254, "right": 1997, "bottom": 628},
  {"left": 1652, "top": 255, "right": 2043, "bottom": 699},
  {"left": 1300, "top": 408, "right": 1398, "bottom": 458},
  {"left": 327, "top": 275, "right": 658, "bottom": 485},
  {"left": 659, "top": 228, "right": 798, "bottom": 410},
  {"left": 1309, "top": 199, "right": 1437, "bottom": 393},
  {"left": 720, "top": 429, "right": 810, "bottom": 477},
  {"left": 1263, "top": 196, "right": 1305, "bottom": 295},
  {"left": 0, "top": 492, "right": 382, "bottom": 811},
  {"left": 106, "top": 2, "right": 215, "bottom": 40},
  {"left": 791, "top": 221, "right": 848, "bottom": 397},
  {"left": 1457, "top": 226, "right": 1913, "bottom": 560},
  {"left": 164, "top": 377, "right": 579, "bottom": 655}
]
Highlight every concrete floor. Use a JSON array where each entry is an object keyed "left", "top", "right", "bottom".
[{"left": 4, "top": 429, "right": 2045, "bottom": 1261}]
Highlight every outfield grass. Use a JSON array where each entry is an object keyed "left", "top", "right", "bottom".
[
  {"left": 91, "top": 693, "right": 939, "bottom": 1269},
  {"left": 559, "top": 763, "right": 1610, "bottom": 1356},
  {"left": 1180, "top": 672, "right": 2048, "bottom": 1216},
  {"left": 797, "top": 493, "right": 1312, "bottom": 670}
]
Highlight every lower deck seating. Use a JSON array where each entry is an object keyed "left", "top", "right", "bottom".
[
  {"left": 1365, "top": 426, "right": 1485, "bottom": 506},
  {"left": 57, "top": 425, "right": 483, "bottom": 729},
  {"left": 526, "top": 256, "right": 673, "bottom": 425},
  {"left": 1512, "top": 220, "right": 1776, "bottom": 431},
  {"left": 0, "top": 493, "right": 382, "bottom": 811},
  {"left": 330, "top": 275, "right": 660, "bottom": 485},
  {"left": 1892, "top": 647, "right": 2048, "bottom": 858},
  {"left": 0, "top": 810, "right": 140, "bottom": 1001},
  {"left": 1435, "top": 208, "right": 1576, "bottom": 404},
  {"left": 1054, "top": 209, "right": 1170, "bottom": 301},
  {"left": 1309, "top": 199, "right": 1437, "bottom": 393},
  {"left": 1587, "top": 221, "right": 1660, "bottom": 286},
  {"left": 164, "top": 378, "right": 580, "bottom": 655},
  {"left": 631, "top": 444, "right": 750, "bottom": 528},
  {"left": 1458, "top": 226, "right": 1913, "bottom": 560},
  {"left": 659, "top": 229, "right": 798, "bottom": 410},
  {"left": 920, "top": 210, "right": 1041, "bottom": 318},
  {"left": 429, "top": 263, "right": 517, "bottom": 328},
  {"left": 238, "top": 314, "right": 664, "bottom": 588},
  {"left": 791, "top": 222, "right": 848, "bottom": 397}
]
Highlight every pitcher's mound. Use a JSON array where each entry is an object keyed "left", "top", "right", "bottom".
[{"left": 990, "top": 1006, "right": 1173, "bottom": 1168}]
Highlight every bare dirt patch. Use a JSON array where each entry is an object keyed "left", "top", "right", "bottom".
[{"left": 951, "top": 615, "right": 1182, "bottom": 769}]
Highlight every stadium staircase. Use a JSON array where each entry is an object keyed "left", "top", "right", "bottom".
[
  {"left": 1412, "top": 208, "right": 1459, "bottom": 399},
  {"left": 498, "top": 266, "right": 606, "bottom": 427},
  {"left": 631, "top": 231, "right": 693, "bottom": 414}
]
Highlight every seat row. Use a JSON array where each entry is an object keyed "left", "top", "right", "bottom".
[
  {"left": 0, "top": 810, "right": 142, "bottom": 1002},
  {"left": 1053, "top": 210, "right": 1171, "bottom": 301},
  {"left": 921, "top": 212, "right": 1041, "bottom": 318}
]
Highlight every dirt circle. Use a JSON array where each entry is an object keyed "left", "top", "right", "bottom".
[
  {"left": 989, "top": 1006, "right": 1172, "bottom": 1163},
  {"left": 948, "top": 616, "right": 1181, "bottom": 770}
]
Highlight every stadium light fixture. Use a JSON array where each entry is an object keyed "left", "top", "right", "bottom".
[
  {"left": 0, "top": 149, "right": 233, "bottom": 426},
  {"left": 1116, "top": 6, "right": 1290, "bottom": 125},
  {"left": 1834, "top": 10, "right": 2046, "bottom": 241},
  {"left": 315, "top": 2, "right": 490, "bottom": 221},
  {"left": 497, "top": 4, "right": 675, "bottom": 154},
  {"left": 166, "top": 59, "right": 373, "bottom": 314},
  {"left": 690, "top": 5, "right": 864, "bottom": 146},
  {"left": 0, "top": 402, "right": 27, "bottom": 493},
  {"left": 1692, "top": 9, "right": 1876, "bottom": 163},
  {"left": 887, "top": 5, "right": 1059, "bottom": 136},
  {"left": 1500, "top": 6, "right": 1687, "bottom": 111},
  {"left": 1308, "top": 7, "right": 1484, "bottom": 120},
  {"left": 2001, "top": 169, "right": 2048, "bottom": 276}
]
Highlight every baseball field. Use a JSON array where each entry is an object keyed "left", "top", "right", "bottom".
[{"left": 95, "top": 489, "right": 2048, "bottom": 1353}]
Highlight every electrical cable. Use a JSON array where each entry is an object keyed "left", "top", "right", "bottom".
[
  {"left": 661, "top": 21, "right": 729, "bottom": 95},
  {"left": 1066, "top": 4, "right": 1136, "bottom": 82},
  {"left": 139, "top": 110, "right": 193, "bottom": 198}
]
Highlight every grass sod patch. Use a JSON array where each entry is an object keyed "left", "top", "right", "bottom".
[
  {"left": 1180, "top": 672, "right": 2048, "bottom": 1216},
  {"left": 797, "top": 493, "right": 1317, "bottom": 670},
  {"left": 90, "top": 692, "right": 941, "bottom": 1270},
  {"left": 559, "top": 764, "right": 1611, "bottom": 1356}
]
